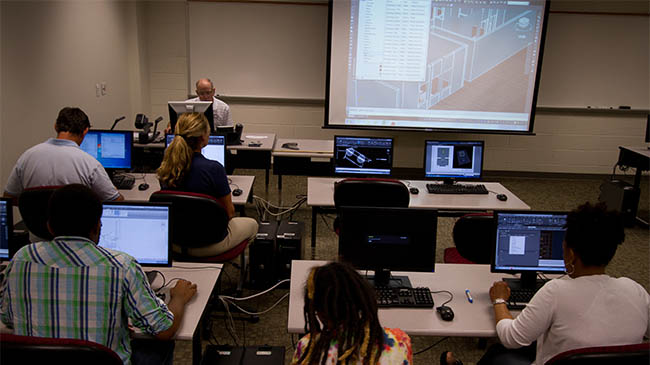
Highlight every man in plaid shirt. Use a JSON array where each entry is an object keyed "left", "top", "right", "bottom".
[{"left": 0, "top": 184, "right": 196, "bottom": 364}]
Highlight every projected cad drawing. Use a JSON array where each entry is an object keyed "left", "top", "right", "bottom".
[{"left": 344, "top": 147, "right": 373, "bottom": 168}]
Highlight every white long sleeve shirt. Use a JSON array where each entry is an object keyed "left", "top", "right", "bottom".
[{"left": 496, "top": 275, "right": 650, "bottom": 364}]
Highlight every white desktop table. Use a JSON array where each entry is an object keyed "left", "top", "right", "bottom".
[
  {"left": 288, "top": 260, "right": 508, "bottom": 337},
  {"left": 119, "top": 173, "right": 254, "bottom": 213},
  {"left": 229, "top": 133, "right": 276, "bottom": 187},
  {"left": 272, "top": 138, "right": 333, "bottom": 190},
  {"left": 307, "top": 177, "right": 531, "bottom": 248}
]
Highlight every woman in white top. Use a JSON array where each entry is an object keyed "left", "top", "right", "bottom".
[{"left": 443, "top": 202, "right": 650, "bottom": 365}]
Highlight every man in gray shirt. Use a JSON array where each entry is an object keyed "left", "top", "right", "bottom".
[{"left": 3, "top": 107, "right": 124, "bottom": 203}]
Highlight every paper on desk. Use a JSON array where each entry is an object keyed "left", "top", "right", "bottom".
[{"left": 245, "top": 135, "right": 268, "bottom": 139}]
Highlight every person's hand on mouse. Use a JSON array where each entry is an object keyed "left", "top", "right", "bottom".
[
  {"left": 169, "top": 279, "right": 197, "bottom": 305},
  {"left": 489, "top": 281, "right": 511, "bottom": 302}
]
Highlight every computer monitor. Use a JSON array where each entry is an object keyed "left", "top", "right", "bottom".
[
  {"left": 333, "top": 136, "right": 394, "bottom": 176},
  {"left": 165, "top": 134, "right": 226, "bottom": 169},
  {"left": 491, "top": 211, "right": 568, "bottom": 291},
  {"left": 0, "top": 198, "right": 13, "bottom": 260},
  {"left": 80, "top": 130, "right": 133, "bottom": 171},
  {"left": 338, "top": 206, "right": 437, "bottom": 288},
  {"left": 168, "top": 101, "right": 214, "bottom": 133},
  {"left": 98, "top": 202, "right": 172, "bottom": 267},
  {"left": 424, "top": 140, "right": 484, "bottom": 183}
]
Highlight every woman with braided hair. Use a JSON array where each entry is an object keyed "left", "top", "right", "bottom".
[{"left": 291, "top": 262, "right": 412, "bottom": 365}]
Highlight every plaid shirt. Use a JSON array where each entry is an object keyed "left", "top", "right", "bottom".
[{"left": 0, "top": 237, "right": 174, "bottom": 364}]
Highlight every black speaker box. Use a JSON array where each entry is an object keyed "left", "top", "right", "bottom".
[
  {"left": 598, "top": 179, "right": 640, "bottom": 227},
  {"left": 276, "top": 221, "right": 303, "bottom": 281},
  {"left": 249, "top": 221, "right": 278, "bottom": 289}
]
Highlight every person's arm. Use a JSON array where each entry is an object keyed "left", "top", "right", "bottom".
[
  {"left": 114, "top": 192, "right": 125, "bottom": 201},
  {"left": 2, "top": 192, "right": 18, "bottom": 206},
  {"left": 216, "top": 194, "right": 236, "bottom": 220},
  {"left": 154, "top": 280, "right": 197, "bottom": 340},
  {"left": 489, "top": 281, "right": 514, "bottom": 324}
]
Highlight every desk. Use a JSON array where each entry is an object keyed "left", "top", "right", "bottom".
[
  {"left": 272, "top": 138, "right": 333, "bottom": 190},
  {"left": 307, "top": 177, "right": 531, "bottom": 249},
  {"left": 119, "top": 173, "right": 254, "bottom": 215},
  {"left": 617, "top": 146, "right": 650, "bottom": 226},
  {"left": 229, "top": 133, "right": 276, "bottom": 187},
  {"left": 288, "top": 260, "right": 507, "bottom": 337}
]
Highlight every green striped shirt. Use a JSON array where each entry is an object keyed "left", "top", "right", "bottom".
[{"left": 0, "top": 237, "right": 174, "bottom": 364}]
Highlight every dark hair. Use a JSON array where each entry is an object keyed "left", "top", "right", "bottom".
[
  {"left": 47, "top": 184, "right": 102, "bottom": 238},
  {"left": 55, "top": 107, "right": 90, "bottom": 135},
  {"left": 299, "top": 262, "right": 384, "bottom": 365},
  {"left": 564, "top": 202, "right": 625, "bottom": 267}
]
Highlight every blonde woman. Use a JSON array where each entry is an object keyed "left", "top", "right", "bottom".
[{"left": 157, "top": 112, "right": 258, "bottom": 256}]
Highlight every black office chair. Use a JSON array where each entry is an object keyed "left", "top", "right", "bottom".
[
  {"left": 545, "top": 343, "right": 650, "bottom": 365},
  {"left": 444, "top": 213, "right": 494, "bottom": 264},
  {"left": 0, "top": 333, "right": 122, "bottom": 365}
]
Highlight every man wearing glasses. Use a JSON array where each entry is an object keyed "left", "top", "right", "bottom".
[
  {"left": 3, "top": 107, "right": 124, "bottom": 203},
  {"left": 188, "top": 78, "right": 233, "bottom": 127}
]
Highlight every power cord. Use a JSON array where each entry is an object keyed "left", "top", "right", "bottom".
[{"left": 413, "top": 336, "right": 449, "bottom": 356}]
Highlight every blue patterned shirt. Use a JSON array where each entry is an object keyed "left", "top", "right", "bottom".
[{"left": 0, "top": 237, "right": 174, "bottom": 364}]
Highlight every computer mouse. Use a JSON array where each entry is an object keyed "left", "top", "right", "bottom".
[
  {"left": 497, "top": 193, "right": 508, "bottom": 201},
  {"left": 138, "top": 183, "right": 149, "bottom": 191},
  {"left": 232, "top": 188, "right": 243, "bottom": 196},
  {"left": 409, "top": 187, "right": 419, "bottom": 194},
  {"left": 436, "top": 305, "right": 455, "bottom": 321}
]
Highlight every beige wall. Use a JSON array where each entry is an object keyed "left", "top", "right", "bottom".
[{"left": 0, "top": 1, "right": 148, "bottom": 187}]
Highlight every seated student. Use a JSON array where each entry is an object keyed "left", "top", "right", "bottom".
[
  {"left": 3, "top": 107, "right": 123, "bottom": 204},
  {"left": 291, "top": 262, "right": 412, "bottom": 365},
  {"left": 442, "top": 202, "right": 650, "bottom": 365},
  {"left": 157, "top": 112, "right": 257, "bottom": 256},
  {"left": 0, "top": 184, "right": 197, "bottom": 365}
]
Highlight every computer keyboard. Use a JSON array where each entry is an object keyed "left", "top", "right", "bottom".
[
  {"left": 506, "top": 288, "right": 539, "bottom": 310},
  {"left": 112, "top": 174, "right": 135, "bottom": 190},
  {"left": 426, "top": 183, "right": 488, "bottom": 195},
  {"left": 375, "top": 287, "right": 434, "bottom": 308}
]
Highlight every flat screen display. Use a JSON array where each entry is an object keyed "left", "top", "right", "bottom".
[
  {"left": 80, "top": 130, "right": 132, "bottom": 169},
  {"left": 0, "top": 198, "right": 12, "bottom": 260},
  {"left": 326, "top": 0, "right": 549, "bottom": 134},
  {"left": 424, "top": 140, "right": 484, "bottom": 179},
  {"left": 334, "top": 136, "right": 393, "bottom": 176},
  {"left": 165, "top": 134, "right": 226, "bottom": 168}
]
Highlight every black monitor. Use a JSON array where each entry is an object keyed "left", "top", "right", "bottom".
[
  {"left": 98, "top": 202, "right": 172, "bottom": 267},
  {"left": 338, "top": 206, "right": 437, "bottom": 288},
  {"left": 0, "top": 198, "right": 12, "bottom": 260},
  {"left": 80, "top": 130, "right": 132, "bottom": 176},
  {"left": 424, "top": 140, "right": 484, "bottom": 184},
  {"left": 165, "top": 133, "right": 227, "bottom": 169},
  {"left": 491, "top": 211, "right": 568, "bottom": 291},
  {"left": 168, "top": 101, "right": 214, "bottom": 133},
  {"left": 334, "top": 136, "right": 394, "bottom": 176}
]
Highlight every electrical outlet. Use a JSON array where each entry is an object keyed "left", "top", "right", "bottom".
[
  {"left": 101, "top": 82, "right": 107, "bottom": 96},
  {"left": 96, "top": 83, "right": 101, "bottom": 97}
]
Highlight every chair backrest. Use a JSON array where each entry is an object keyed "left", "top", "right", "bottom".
[
  {"left": 452, "top": 213, "right": 494, "bottom": 264},
  {"left": 18, "top": 186, "right": 62, "bottom": 241},
  {"left": 0, "top": 334, "right": 122, "bottom": 365},
  {"left": 545, "top": 343, "right": 650, "bottom": 365},
  {"left": 149, "top": 190, "right": 229, "bottom": 252},
  {"left": 333, "top": 178, "right": 409, "bottom": 208}
]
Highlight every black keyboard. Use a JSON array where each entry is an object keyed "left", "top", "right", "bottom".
[
  {"left": 506, "top": 288, "right": 538, "bottom": 310},
  {"left": 375, "top": 287, "right": 434, "bottom": 308},
  {"left": 112, "top": 174, "right": 135, "bottom": 190},
  {"left": 426, "top": 183, "right": 488, "bottom": 195}
]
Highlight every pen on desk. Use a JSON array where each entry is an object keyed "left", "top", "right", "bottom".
[{"left": 465, "top": 289, "right": 473, "bottom": 303}]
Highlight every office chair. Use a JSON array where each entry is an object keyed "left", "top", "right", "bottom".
[
  {"left": 149, "top": 190, "right": 250, "bottom": 291},
  {"left": 18, "top": 185, "right": 62, "bottom": 242},
  {"left": 0, "top": 333, "right": 122, "bottom": 365},
  {"left": 544, "top": 343, "right": 650, "bottom": 365},
  {"left": 444, "top": 213, "right": 493, "bottom": 264}
]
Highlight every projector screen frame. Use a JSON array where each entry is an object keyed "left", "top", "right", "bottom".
[{"left": 323, "top": 0, "right": 551, "bottom": 135}]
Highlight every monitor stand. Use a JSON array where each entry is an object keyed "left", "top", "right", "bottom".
[
  {"left": 365, "top": 268, "right": 412, "bottom": 289},
  {"left": 503, "top": 272, "right": 546, "bottom": 291}
]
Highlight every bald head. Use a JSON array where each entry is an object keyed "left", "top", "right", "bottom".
[{"left": 195, "top": 78, "right": 215, "bottom": 101}]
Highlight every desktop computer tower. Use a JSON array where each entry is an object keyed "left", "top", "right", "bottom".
[
  {"left": 598, "top": 179, "right": 640, "bottom": 227},
  {"left": 249, "top": 221, "right": 278, "bottom": 289},
  {"left": 276, "top": 221, "right": 303, "bottom": 281}
]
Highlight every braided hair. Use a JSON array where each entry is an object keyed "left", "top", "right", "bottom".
[{"left": 294, "top": 262, "right": 384, "bottom": 365}]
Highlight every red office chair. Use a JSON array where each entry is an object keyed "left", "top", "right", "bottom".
[
  {"left": 444, "top": 213, "right": 494, "bottom": 264},
  {"left": 545, "top": 343, "right": 650, "bottom": 365},
  {"left": 18, "top": 185, "right": 63, "bottom": 241},
  {"left": 149, "top": 190, "right": 251, "bottom": 290},
  {"left": 0, "top": 333, "right": 122, "bottom": 365}
]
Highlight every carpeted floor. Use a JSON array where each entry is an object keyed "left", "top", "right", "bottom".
[{"left": 172, "top": 169, "right": 649, "bottom": 365}]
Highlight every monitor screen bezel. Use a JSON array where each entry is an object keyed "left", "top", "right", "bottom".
[
  {"left": 333, "top": 135, "right": 395, "bottom": 177},
  {"left": 338, "top": 206, "right": 437, "bottom": 275},
  {"left": 168, "top": 101, "right": 214, "bottom": 134},
  {"left": 491, "top": 210, "right": 568, "bottom": 275},
  {"left": 99, "top": 201, "right": 173, "bottom": 267},
  {"left": 0, "top": 198, "right": 13, "bottom": 261},
  {"left": 81, "top": 129, "right": 133, "bottom": 170},
  {"left": 423, "top": 140, "right": 485, "bottom": 180},
  {"left": 164, "top": 133, "right": 227, "bottom": 169}
]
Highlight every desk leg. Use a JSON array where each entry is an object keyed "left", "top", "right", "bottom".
[
  {"left": 278, "top": 174, "right": 283, "bottom": 190},
  {"left": 311, "top": 207, "right": 317, "bottom": 259},
  {"left": 192, "top": 326, "right": 201, "bottom": 365},
  {"left": 265, "top": 168, "right": 269, "bottom": 188}
]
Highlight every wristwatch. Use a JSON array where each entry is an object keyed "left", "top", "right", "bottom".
[{"left": 492, "top": 298, "right": 507, "bottom": 306}]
